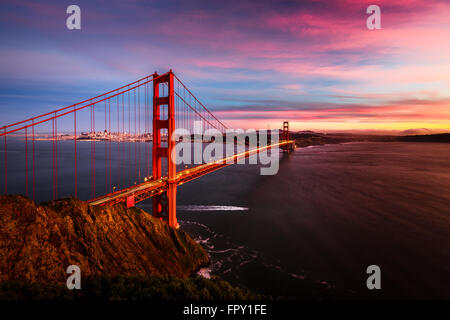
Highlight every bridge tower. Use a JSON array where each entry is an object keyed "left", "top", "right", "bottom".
[
  {"left": 281, "top": 121, "right": 293, "bottom": 152},
  {"left": 282, "top": 121, "right": 289, "bottom": 141},
  {"left": 152, "top": 70, "right": 178, "bottom": 228}
]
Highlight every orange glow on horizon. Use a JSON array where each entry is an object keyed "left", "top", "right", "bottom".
[{"left": 224, "top": 119, "right": 450, "bottom": 133}]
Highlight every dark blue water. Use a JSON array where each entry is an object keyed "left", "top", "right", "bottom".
[
  {"left": 1, "top": 140, "right": 449, "bottom": 299},
  {"left": 169, "top": 142, "right": 450, "bottom": 299}
]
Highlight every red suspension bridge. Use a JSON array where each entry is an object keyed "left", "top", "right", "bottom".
[{"left": 0, "top": 70, "right": 295, "bottom": 228}]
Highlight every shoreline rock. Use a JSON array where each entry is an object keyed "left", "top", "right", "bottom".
[{"left": 0, "top": 195, "right": 210, "bottom": 284}]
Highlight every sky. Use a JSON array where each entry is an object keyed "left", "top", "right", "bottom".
[{"left": 0, "top": 0, "right": 449, "bottom": 133}]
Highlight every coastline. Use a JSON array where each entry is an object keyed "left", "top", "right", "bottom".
[{"left": 293, "top": 132, "right": 450, "bottom": 148}]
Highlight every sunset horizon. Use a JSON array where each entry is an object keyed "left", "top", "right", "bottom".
[{"left": 1, "top": 0, "right": 449, "bottom": 133}]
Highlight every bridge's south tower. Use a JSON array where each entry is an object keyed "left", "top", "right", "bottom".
[{"left": 152, "top": 71, "right": 178, "bottom": 228}]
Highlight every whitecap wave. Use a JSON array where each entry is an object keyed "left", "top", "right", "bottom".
[
  {"left": 178, "top": 205, "right": 249, "bottom": 212},
  {"left": 197, "top": 267, "right": 212, "bottom": 279}
]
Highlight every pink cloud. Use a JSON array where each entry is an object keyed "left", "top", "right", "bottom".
[{"left": 1, "top": 0, "right": 449, "bottom": 131}]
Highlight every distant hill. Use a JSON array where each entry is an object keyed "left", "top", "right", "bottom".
[
  {"left": 401, "top": 129, "right": 449, "bottom": 135},
  {"left": 397, "top": 133, "right": 450, "bottom": 142},
  {"left": 290, "top": 132, "right": 450, "bottom": 147},
  {"left": 291, "top": 132, "right": 344, "bottom": 147}
]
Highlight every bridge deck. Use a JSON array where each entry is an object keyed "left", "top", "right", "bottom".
[{"left": 88, "top": 140, "right": 295, "bottom": 206}]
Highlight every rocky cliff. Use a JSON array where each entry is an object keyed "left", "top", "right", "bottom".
[{"left": 0, "top": 195, "right": 209, "bottom": 284}]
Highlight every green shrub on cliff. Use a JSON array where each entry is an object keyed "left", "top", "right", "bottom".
[{"left": 0, "top": 275, "right": 259, "bottom": 300}]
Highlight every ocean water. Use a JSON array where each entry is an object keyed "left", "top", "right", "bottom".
[
  {"left": 1, "top": 140, "right": 449, "bottom": 298},
  {"left": 171, "top": 142, "right": 449, "bottom": 299}
]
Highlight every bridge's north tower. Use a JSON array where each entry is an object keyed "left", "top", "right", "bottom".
[{"left": 281, "top": 121, "right": 294, "bottom": 152}]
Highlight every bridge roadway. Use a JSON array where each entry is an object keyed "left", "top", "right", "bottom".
[{"left": 88, "top": 140, "right": 295, "bottom": 207}]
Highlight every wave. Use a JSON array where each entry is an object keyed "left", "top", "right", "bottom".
[
  {"left": 138, "top": 203, "right": 248, "bottom": 212},
  {"left": 197, "top": 267, "right": 212, "bottom": 279},
  {"left": 181, "top": 219, "right": 332, "bottom": 290},
  {"left": 178, "top": 205, "right": 249, "bottom": 212}
]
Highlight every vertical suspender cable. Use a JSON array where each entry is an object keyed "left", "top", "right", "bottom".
[
  {"left": 3, "top": 129, "right": 6, "bottom": 194},
  {"left": 74, "top": 107, "right": 77, "bottom": 198},
  {"left": 32, "top": 120, "right": 35, "bottom": 200},
  {"left": 25, "top": 127, "right": 28, "bottom": 196}
]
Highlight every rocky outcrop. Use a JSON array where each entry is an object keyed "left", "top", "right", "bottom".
[{"left": 0, "top": 195, "right": 209, "bottom": 283}]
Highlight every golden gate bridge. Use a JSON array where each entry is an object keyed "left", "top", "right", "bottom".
[{"left": 0, "top": 70, "right": 295, "bottom": 228}]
